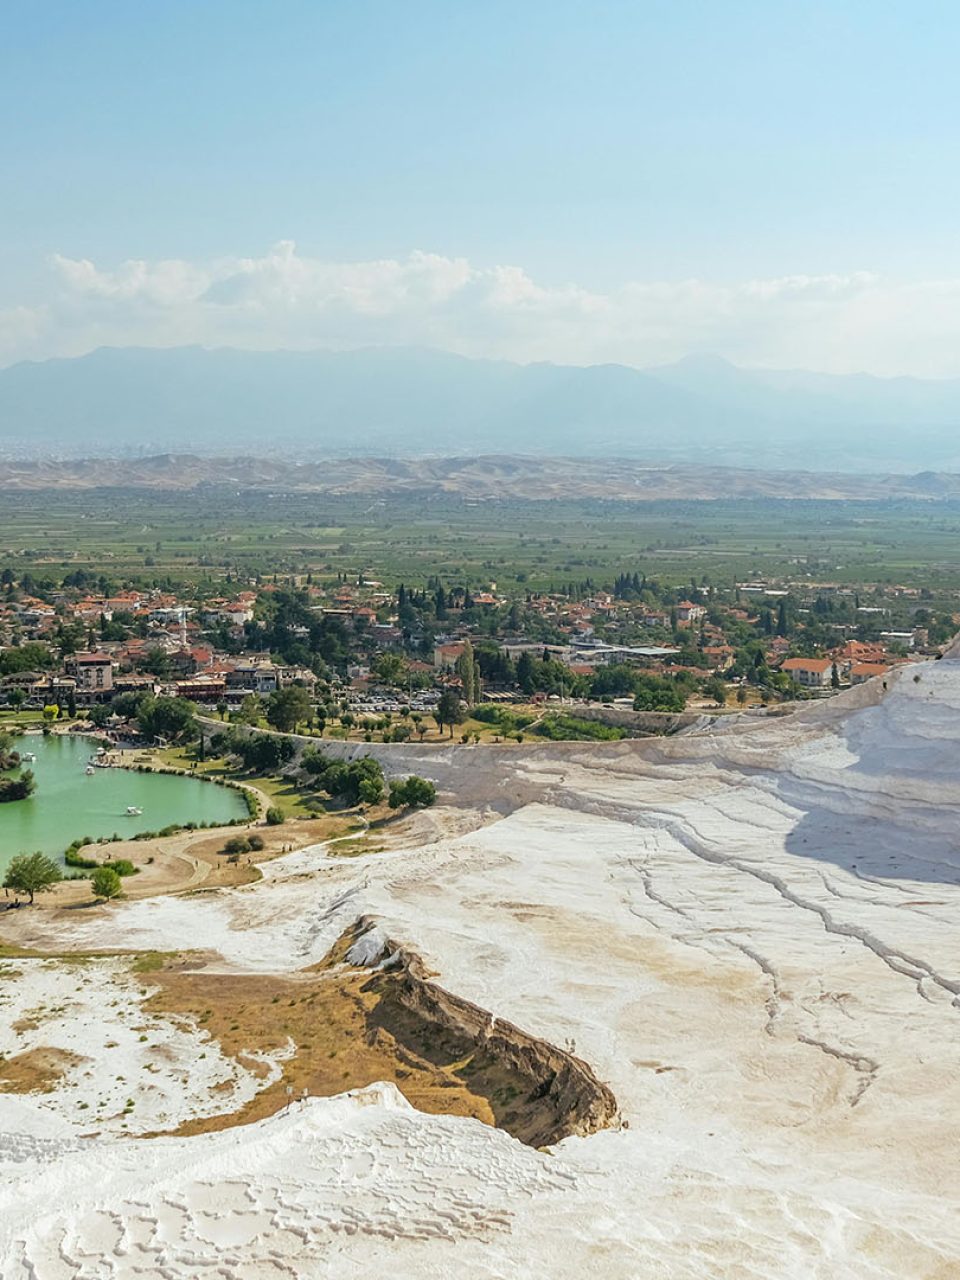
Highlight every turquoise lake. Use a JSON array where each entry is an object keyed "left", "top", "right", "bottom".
[{"left": 0, "top": 733, "right": 247, "bottom": 872}]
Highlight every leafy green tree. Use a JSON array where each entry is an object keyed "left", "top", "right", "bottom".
[
  {"left": 590, "top": 664, "right": 639, "bottom": 698},
  {"left": 3, "top": 851, "right": 61, "bottom": 904},
  {"left": 235, "top": 732, "right": 295, "bottom": 773},
  {"left": 136, "top": 696, "right": 197, "bottom": 743},
  {"left": 91, "top": 866, "right": 122, "bottom": 901},
  {"left": 388, "top": 776, "right": 437, "bottom": 809},
  {"left": 516, "top": 651, "right": 536, "bottom": 695},
  {"left": 265, "top": 806, "right": 285, "bottom": 825},
  {"left": 435, "top": 689, "right": 464, "bottom": 737},
  {"left": 703, "top": 677, "right": 728, "bottom": 707},
  {"left": 143, "top": 647, "right": 172, "bottom": 679},
  {"left": 266, "top": 685, "right": 312, "bottom": 733},
  {"left": 358, "top": 775, "right": 384, "bottom": 806},
  {"left": 6, "top": 688, "right": 25, "bottom": 712},
  {"left": 632, "top": 676, "right": 686, "bottom": 713},
  {"left": 42, "top": 704, "right": 59, "bottom": 724},
  {"left": 108, "top": 690, "right": 149, "bottom": 722},
  {"left": 301, "top": 746, "right": 328, "bottom": 776},
  {"left": 372, "top": 653, "right": 407, "bottom": 686},
  {"left": 0, "top": 768, "right": 36, "bottom": 802},
  {"left": 87, "top": 703, "right": 111, "bottom": 728},
  {"left": 236, "top": 694, "right": 264, "bottom": 725},
  {"left": 319, "top": 756, "right": 384, "bottom": 805}
]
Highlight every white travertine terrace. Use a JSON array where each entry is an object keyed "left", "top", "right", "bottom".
[{"left": 2, "top": 656, "right": 960, "bottom": 1277}]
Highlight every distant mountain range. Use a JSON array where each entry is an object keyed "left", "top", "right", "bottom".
[
  {"left": 2, "top": 453, "right": 960, "bottom": 502},
  {"left": 3, "top": 345, "right": 960, "bottom": 471}
]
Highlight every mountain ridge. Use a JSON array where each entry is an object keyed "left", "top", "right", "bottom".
[{"left": 4, "top": 344, "right": 960, "bottom": 470}]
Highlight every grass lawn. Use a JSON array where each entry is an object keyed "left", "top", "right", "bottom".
[
  {"left": 155, "top": 744, "right": 329, "bottom": 819},
  {"left": 0, "top": 710, "right": 48, "bottom": 728}
]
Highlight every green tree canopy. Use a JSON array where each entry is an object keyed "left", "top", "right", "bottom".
[
  {"left": 388, "top": 776, "right": 437, "bottom": 810},
  {"left": 3, "top": 851, "right": 61, "bottom": 904},
  {"left": 91, "top": 866, "right": 122, "bottom": 901},
  {"left": 435, "top": 689, "right": 464, "bottom": 737},
  {"left": 136, "top": 696, "right": 197, "bottom": 743},
  {"left": 265, "top": 685, "right": 312, "bottom": 733}
]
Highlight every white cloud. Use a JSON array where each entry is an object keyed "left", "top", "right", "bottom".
[{"left": 1, "top": 243, "right": 959, "bottom": 376}]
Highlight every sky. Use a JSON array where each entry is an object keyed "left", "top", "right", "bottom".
[{"left": 3, "top": 0, "right": 960, "bottom": 375}]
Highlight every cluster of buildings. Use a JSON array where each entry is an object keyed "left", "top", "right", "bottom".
[
  {"left": 776, "top": 637, "right": 925, "bottom": 689},
  {"left": 0, "top": 569, "right": 949, "bottom": 715},
  {"left": 0, "top": 586, "right": 316, "bottom": 709}
]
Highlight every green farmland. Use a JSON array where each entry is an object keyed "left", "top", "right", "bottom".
[{"left": 2, "top": 489, "right": 960, "bottom": 594}]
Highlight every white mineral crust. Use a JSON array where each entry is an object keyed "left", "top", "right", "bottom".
[{"left": 2, "top": 658, "right": 959, "bottom": 1276}]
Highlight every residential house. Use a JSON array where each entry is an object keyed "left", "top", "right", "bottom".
[
  {"left": 849, "top": 662, "right": 890, "bottom": 685},
  {"left": 781, "top": 657, "right": 834, "bottom": 688},
  {"left": 434, "top": 641, "right": 466, "bottom": 670},
  {"left": 676, "top": 600, "right": 707, "bottom": 623}
]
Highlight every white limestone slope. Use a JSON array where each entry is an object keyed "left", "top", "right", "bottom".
[{"left": 3, "top": 658, "right": 960, "bottom": 1277}]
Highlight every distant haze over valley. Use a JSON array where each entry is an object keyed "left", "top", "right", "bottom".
[{"left": 4, "top": 345, "right": 960, "bottom": 472}]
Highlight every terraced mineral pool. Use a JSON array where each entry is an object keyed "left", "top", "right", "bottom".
[{"left": 0, "top": 733, "right": 247, "bottom": 873}]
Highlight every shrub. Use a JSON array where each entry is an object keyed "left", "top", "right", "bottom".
[
  {"left": 103, "top": 859, "right": 138, "bottom": 877},
  {"left": 65, "top": 846, "right": 99, "bottom": 870},
  {"left": 535, "top": 714, "right": 626, "bottom": 742},
  {"left": 265, "top": 806, "right": 285, "bottom": 826},
  {"left": 222, "top": 835, "right": 251, "bottom": 855},
  {"left": 247, "top": 834, "right": 265, "bottom": 851}
]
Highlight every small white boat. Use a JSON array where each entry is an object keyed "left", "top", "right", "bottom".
[
  {"left": 21, "top": 752, "right": 36, "bottom": 763},
  {"left": 125, "top": 805, "right": 143, "bottom": 816},
  {"left": 85, "top": 765, "right": 95, "bottom": 776}
]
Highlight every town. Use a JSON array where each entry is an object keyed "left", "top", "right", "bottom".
[{"left": 0, "top": 562, "right": 952, "bottom": 741}]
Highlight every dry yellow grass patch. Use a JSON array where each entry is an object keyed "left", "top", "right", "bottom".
[
  {"left": 0, "top": 1046, "right": 84, "bottom": 1094},
  {"left": 142, "top": 923, "right": 618, "bottom": 1148},
  {"left": 144, "top": 963, "right": 508, "bottom": 1138}
]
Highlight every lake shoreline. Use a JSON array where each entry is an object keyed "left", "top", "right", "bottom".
[{"left": 0, "top": 734, "right": 250, "bottom": 876}]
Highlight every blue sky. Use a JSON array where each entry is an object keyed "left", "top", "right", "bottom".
[{"left": 3, "top": 1, "right": 960, "bottom": 372}]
